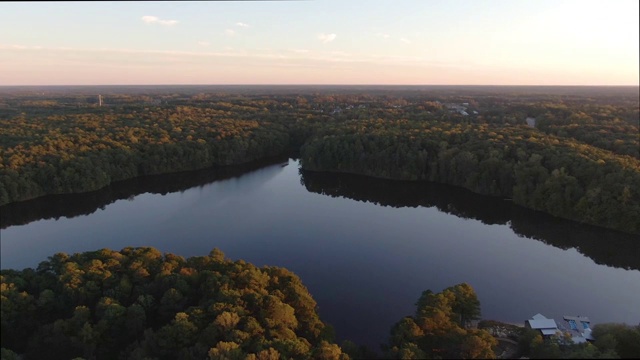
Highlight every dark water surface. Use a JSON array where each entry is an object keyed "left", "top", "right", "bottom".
[{"left": 2, "top": 158, "right": 639, "bottom": 349}]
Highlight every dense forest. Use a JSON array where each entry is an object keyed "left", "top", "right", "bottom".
[
  {"left": 1, "top": 86, "right": 638, "bottom": 234},
  {"left": 2, "top": 247, "right": 639, "bottom": 359},
  {"left": 0, "top": 106, "right": 289, "bottom": 205},
  {"left": 0, "top": 247, "right": 347, "bottom": 360}
]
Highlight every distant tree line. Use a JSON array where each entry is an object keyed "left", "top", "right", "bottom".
[{"left": 1, "top": 90, "right": 638, "bottom": 234}]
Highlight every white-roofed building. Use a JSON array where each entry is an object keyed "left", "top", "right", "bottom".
[
  {"left": 525, "top": 313, "right": 560, "bottom": 338},
  {"left": 525, "top": 313, "right": 595, "bottom": 343}
]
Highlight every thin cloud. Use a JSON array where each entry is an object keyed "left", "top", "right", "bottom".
[
  {"left": 225, "top": 29, "right": 236, "bottom": 37},
  {"left": 236, "top": 22, "right": 250, "bottom": 28},
  {"left": 376, "top": 33, "right": 391, "bottom": 39},
  {"left": 317, "top": 33, "right": 337, "bottom": 43},
  {"left": 197, "top": 41, "right": 210, "bottom": 47},
  {"left": 1, "top": 43, "right": 464, "bottom": 70},
  {"left": 289, "top": 49, "right": 310, "bottom": 54},
  {"left": 400, "top": 37, "right": 412, "bottom": 44},
  {"left": 5, "top": 44, "right": 43, "bottom": 50},
  {"left": 141, "top": 15, "right": 178, "bottom": 26}
]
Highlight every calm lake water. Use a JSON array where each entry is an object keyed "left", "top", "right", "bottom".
[{"left": 1, "top": 158, "right": 639, "bottom": 349}]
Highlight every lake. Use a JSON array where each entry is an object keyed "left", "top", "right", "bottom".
[{"left": 1, "top": 158, "right": 639, "bottom": 349}]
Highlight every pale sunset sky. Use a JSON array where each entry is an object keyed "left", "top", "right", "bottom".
[{"left": 1, "top": 0, "right": 638, "bottom": 86}]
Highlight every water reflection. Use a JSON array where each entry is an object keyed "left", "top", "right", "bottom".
[
  {"left": 2, "top": 159, "right": 638, "bottom": 273},
  {"left": 0, "top": 156, "right": 288, "bottom": 229},
  {"left": 299, "top": 169, "right": 640, "bottom": 271}
]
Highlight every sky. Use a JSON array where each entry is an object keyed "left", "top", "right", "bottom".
[{"left": 0, "top": 0, "right": 638, "bottom": 86}]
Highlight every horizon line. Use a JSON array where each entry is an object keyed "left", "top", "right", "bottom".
[{"left": 1, "top": 84, "right": 639, "bottom": 87}]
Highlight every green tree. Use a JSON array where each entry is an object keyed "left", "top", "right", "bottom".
[{"left": 387, "top": 283, "right": 496, "bottom": 359}]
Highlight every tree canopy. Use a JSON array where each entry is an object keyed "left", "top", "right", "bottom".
[
  {"left": 0, "top": 247, "right": 348, "bottom": 360},
  {"left": 386, "top": 283, "right": 496, "bottom": 359}
]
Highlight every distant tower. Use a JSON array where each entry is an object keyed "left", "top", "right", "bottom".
[{"left": 98, "top": 95, "right": 103, "bottom": 107}]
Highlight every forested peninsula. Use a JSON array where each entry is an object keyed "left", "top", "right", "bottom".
[
  {"left": 0, "top": 247, "right": 348, "bottom": 359},
  {"left": 1, "top": 86, "right": 638, "bottom": 234}
]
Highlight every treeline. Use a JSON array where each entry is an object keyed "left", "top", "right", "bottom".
[
  {"left": 0, "top": 106, "right": 289, "bottom": 205},
  {"left": 299, "top": 119, "right": 640, "bottom": 234},
  {"left": 0, "top": 156, "right": 288, "bottom": 229}
]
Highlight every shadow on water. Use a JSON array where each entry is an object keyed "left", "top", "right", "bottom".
[
  {"left": 0, "top": 155, "right": 289, "bottom": 230},
  {"left": 2, "top": 158, "right": 638, "bottom": 272},
  {"left": 298, "top": 169, "right": 640, "bottom": 272}
]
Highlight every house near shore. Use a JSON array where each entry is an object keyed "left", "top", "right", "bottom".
[
  {"left": 559, "top": 315, "right": 594, "bottom": 344},
  {"left": 525, "top": 313, "right": 594, "bottom": 344},
  {"left": 526, "top": 313, "right": 559, "bottom": 337}
]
